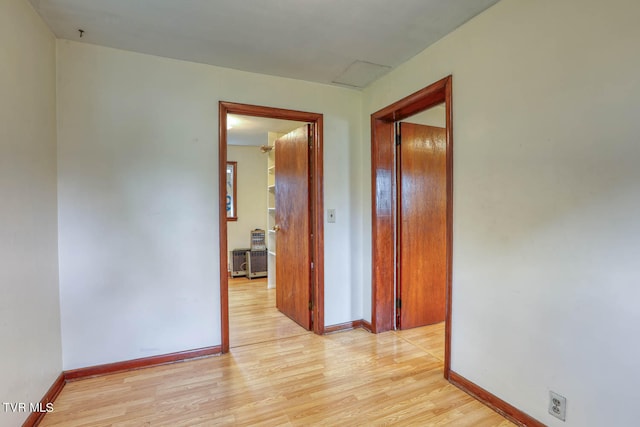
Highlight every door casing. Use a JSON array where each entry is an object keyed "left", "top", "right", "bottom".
[
  {"left": 370, "top": 76, "right": 453, "bottom": 377},
  {"left": 218, "top": 102, "right": 324, "bottom": 353}
]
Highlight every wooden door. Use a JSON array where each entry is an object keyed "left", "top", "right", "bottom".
[
  {"left": 397, "top": 122, "right": 447, "bottom": 329},
  {"left": 275, "top": 125, "right": 312, "bottom": 329}
]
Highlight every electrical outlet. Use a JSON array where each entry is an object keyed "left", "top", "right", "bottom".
[
  {"left": 549, "top": 391, "right": 566, "bottom": 421},
  {"left": 327, "top": 209, "right": 336, "bottom": 223}
]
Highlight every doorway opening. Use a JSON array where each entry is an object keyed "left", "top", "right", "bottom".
[
  {"left": 226, "top": 116, "right": 308, "bottom": 348},
  {"left": 219, "top": 102, "right": 325, "bottom": 353},
  {"left": 370, "top": 76, "right": 453, "bottom": 377},
  {"left": 396, "top": 105, "right": 447, "bottom": 330}
]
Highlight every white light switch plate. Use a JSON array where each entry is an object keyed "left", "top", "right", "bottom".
[{"left": 327, "top": 209, "right": 336, "bottom": 223}]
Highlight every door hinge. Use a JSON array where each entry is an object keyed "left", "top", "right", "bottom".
[
  {"left": 310, "top": 261, "right": 314, "bottom": 270},
  {"left": 395, "top": 132, "right": 401, "bottom": 146},
  {"left": 396, "top": 298, "right": 402, "bottom": 309},
  {"left": 309, "top": 301, "right": 313, "bottom": 310}
]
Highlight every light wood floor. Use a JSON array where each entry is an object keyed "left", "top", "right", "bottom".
[
  {"left": 40, "top": 278, "right": 514, "bottom": 426},
  {"left": 229, "top": 277, "right": 308, "bottom": 348}
]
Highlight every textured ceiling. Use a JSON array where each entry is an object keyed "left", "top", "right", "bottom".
[{"left": 30, "top": 0, "right": 500, "bottom": 88}]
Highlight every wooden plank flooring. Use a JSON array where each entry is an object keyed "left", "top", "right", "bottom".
[
  {"left": 40, "top": 278, "right": 514, "bottom": 426},
  {"left": 229, "top": 278, "right": 308, "bottom": 348}
]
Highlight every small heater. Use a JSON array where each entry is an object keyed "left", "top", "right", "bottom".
[
  {"left": 231, "top": 248, "right": 250, "bottom": 277},
  {"left": 246, "top": 250, "right": 268, "bottom": 279},
  {"left": 250, "top": 229, "right": 266, "bottom": 251}
]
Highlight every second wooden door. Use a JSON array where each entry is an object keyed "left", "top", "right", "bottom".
[
  {"left": 397, "top": 122, "right": 447, "bottom": 329},
  {"left": 275, "top": 124, "right": 312, "bottom": 330}
]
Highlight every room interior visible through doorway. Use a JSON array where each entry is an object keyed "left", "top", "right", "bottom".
[{"left": 219, "top": 102, "right": 325, "bottom": 353}]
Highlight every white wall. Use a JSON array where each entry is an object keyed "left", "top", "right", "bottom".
[
  {"left": 227, "top": 145, "right": 268, "bottom": 255},
  {"left": 362, "top": 0, "right": 640, "bottom": 425},
  {"left": 0, "top": 0, "right": 61, "bottom": 425},
  {"left": 56, "top": 40, "right": 362, "bottom": 369},
  {"left": 403, "top": 104, "right": 445, "bottom": 128}
]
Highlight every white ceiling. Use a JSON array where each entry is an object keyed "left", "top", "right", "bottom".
[
  {"left": 29, "top": 0, "right": 500, "bottom": 88},
  {"left": 227, "top": 115, "right": 306, "bottom": 146}
]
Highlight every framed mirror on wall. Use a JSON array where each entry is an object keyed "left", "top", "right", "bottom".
[{"left": 226, "top": 161, "right": 237, "bottom": 221}]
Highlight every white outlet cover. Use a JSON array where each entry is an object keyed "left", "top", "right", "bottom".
[{"left": 549, "top": 391, "right": 566, "bottom": 421}]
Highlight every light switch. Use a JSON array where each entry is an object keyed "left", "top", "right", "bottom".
[{"left": 327, "top": 209, "right": 336, "bottom": 223}]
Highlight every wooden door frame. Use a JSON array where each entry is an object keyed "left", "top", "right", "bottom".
[
  {"left": 218, "top": 101, "right": 324, "bottom": 353},
  {"left": 370, "top": 75, "right": 453, "bottom": 377}
]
